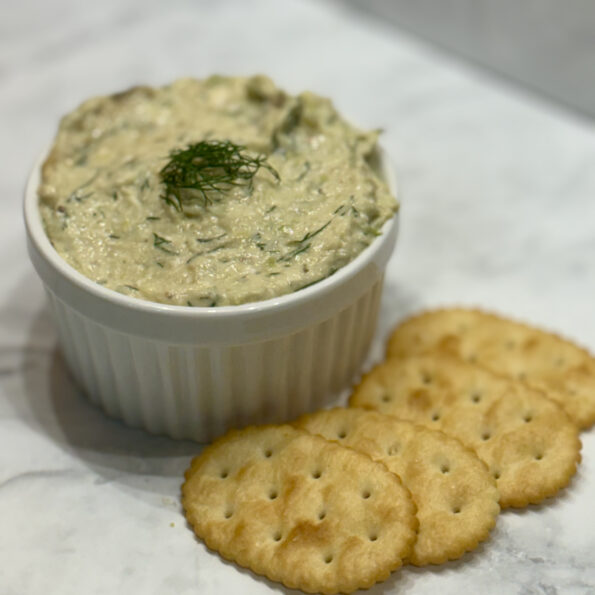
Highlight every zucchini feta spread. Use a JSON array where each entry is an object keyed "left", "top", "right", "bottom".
[{"left": 39, "top": 75, "right": 398, "bottom": 307}]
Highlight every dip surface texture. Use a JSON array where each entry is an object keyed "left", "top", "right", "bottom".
[{"left": 39, "top": 76, "right": 398, "bottom": 306}]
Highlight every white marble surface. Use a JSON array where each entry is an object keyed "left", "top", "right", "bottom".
[{"left": 1, "top": 0, "right": 595, "bottom": 593}]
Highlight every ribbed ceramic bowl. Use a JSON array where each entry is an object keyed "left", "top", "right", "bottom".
[{"left": 24, "top": 149, "right": 398, "bottom": 442}]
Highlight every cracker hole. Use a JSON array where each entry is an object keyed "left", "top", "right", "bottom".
[
  {"left": 381, "top": 394, "right": 391, "bottom": 403},
  {"left": 493, "top": 470, "right": 501, "bottom": 480},
  {"left": 421, "top": 372, "right": 432, "bottom": 384},
  {"left": 362, "top": 490, "right": 371, "bottom": 499},
  {"left": 264, "top": 449, "right": 273, "bottom": 458},
  {"left": 219, "top": 469, "right": 229, "bottom": 479},
  {"left": 452, "top": 506, "right": 461, "bottom": 514},
  {"left": 471, "top": 392, "right": 482, "bottom": 403},
  {"left": 273, "top": 531, "right": 282, "bottom": 542},
  {"left": 324, "top": 554, "right": 334, "bottom": 564},
  {"left": 535, "top": 453, "right": 544, "bottom": 461},
  {"left": 312, "top": 470, "right": 322, "bottom": 479},
  {"left": 224, "top": 509, "right": 233, "bottom": 519},
  {"left": 387, "top": 444, "right": 399, "bottom": 456},
  {"left": 523, "top": 413, "right": 533, "bottom": 423},
  {"left": 440, "top": 464, "right": 450, "bottom": 474},
  {"left": 268, "top": 489, "right": 278, "bottom": 500},
  {"left": 369, "top": 532, "right": 378, "bottom": 542},
  {"left": 337, "top": 429, "right": 347, "bottom": 439},
  {"left": 431, "top": 412, "right": 440, "bottom": 422},
  {"left": 318, "top": 510, "right": 327, "bottom": 521},
  {"left": 481, "top": 431, "right": 491, "bottom": 441}
]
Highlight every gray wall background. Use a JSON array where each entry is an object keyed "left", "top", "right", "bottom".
[{"left": 341, "top": 0, "right": 595, "bottom": 120}]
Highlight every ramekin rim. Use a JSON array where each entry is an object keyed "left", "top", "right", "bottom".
[{"left": 24, "top": 146, "right": 398, "bottom": 320}]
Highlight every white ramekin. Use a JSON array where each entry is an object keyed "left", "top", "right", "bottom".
[{"left": 24, "top": 150, "right": 398, "bottom": 442}]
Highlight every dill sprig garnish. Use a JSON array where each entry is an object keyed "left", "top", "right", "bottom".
[{"left": 159, "top": 140, "right": 279, "bottom": 212}]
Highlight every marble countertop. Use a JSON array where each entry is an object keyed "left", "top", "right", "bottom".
[{"left": 1, "top": 0, "right": 594, "bottom": 593}]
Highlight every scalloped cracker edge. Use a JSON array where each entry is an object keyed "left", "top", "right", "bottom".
[
  {"left": 294, "top": 408, "right": 500, "bottom": 565},
  {"left": 386, "top": 307, "right": 595, "bottom": 430},
  {"left": 350, "top": 352, "right": 581, "bottom": 508}
]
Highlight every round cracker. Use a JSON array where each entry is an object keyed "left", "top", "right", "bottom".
[
  {"left": 350, "top": 353, "right": 581, "bottom": 508},
  {"left": 294, "top": 408, "right": 500, "bottom": 565},
  {"left": 182, "top": 425, "right": 417, "bottom": 595},
  {"left": 386, "top": 308, "right": 595, "bottom": 429}
]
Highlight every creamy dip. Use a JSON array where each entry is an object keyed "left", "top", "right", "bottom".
[{"left": 39, "top": 75, "right": 398, "bottom": 306}]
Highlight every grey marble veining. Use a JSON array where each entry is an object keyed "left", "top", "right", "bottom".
[{"left": 1, "top": 0, "right": 594, "bottom": 593}]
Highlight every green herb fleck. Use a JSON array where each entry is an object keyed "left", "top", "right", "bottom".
[
  {"left": 296, "top": 268, "right": 339, "bottom": 291},
  {"left": 272, "top": 102, "right": 302, "bottom": 149},
  {"left": 73, "top": 191, "right": 94, "bottom": 203},
  {"left": 293, "top": 219, "right": 332, "bottom": 244},
  {"left": 295, "top": 161, "right": 311, "bottom": 182},
  {"left": 146, "top": 216, "right": 160, "bottom": 221},
  {"left": 207, "top": 243, "right": 229, "bottom": 254},
  {"left": 75, "top": 153, "right": 88, "bottom": 166},
  {"left": 278, "top": 243, "right": 311, "bottom": 262},
  {"left": 196, "top": 232, "right": 227, "bottom": 243},
  {"left": 277, "top": 208, "right": 342, "bottom": 262},
  {"left": 252, "top": 232, "right": 267, "bottom": 251},
  {"left": 152, "top": 233, "right": 178, "bottom": 254},
  {"left": 186, "top": 252, "right": 203, "bottom": 264},
  {"left": 67, "top": 171, "right": 99, "bottom": 203},
  {"left": 193, "top": 295, "right": 219, "bottom": 307},
  {"left": 363, "top": 225, "right": 381, "bottom": 238},
  {"left": 185, "top": 244, "right": 227, "bottom": 264}
]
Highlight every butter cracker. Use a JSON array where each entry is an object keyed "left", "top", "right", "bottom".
[
  {"left": 182, "top": 424, "right": 417, "bottom": 594},
  {"left": 350, "top": 353, "right": 581, "bottom": 508}
]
